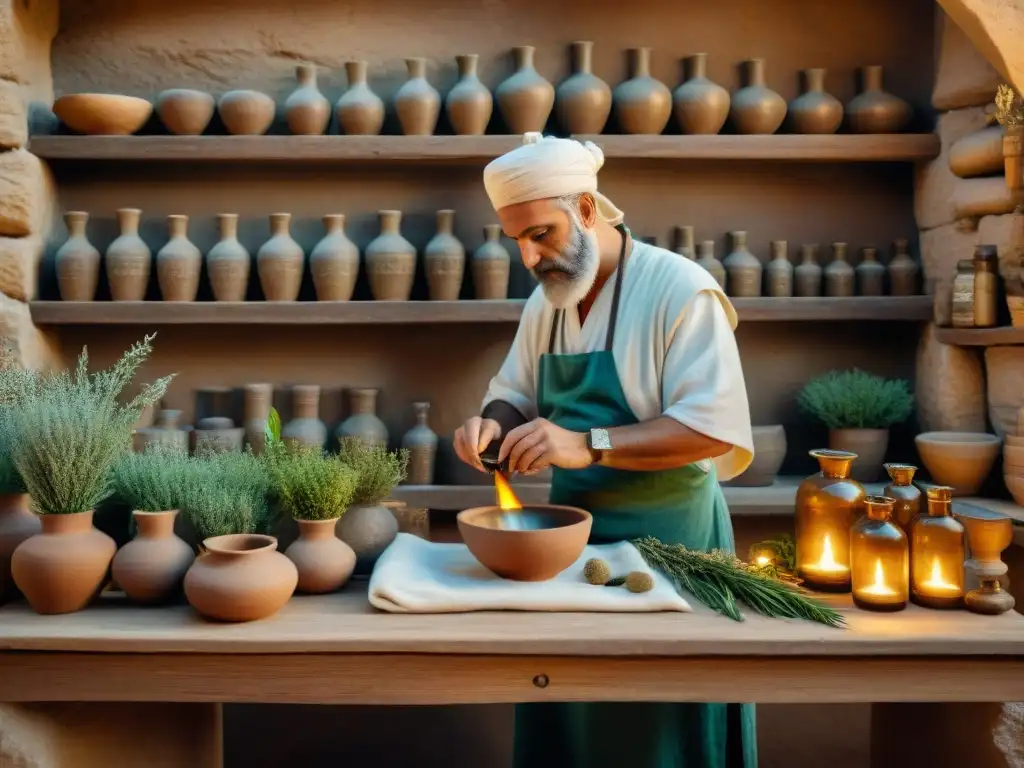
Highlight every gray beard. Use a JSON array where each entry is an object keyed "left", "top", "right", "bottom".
[{"left": 531, "top": 223, "right": 601, "bottom": 310}]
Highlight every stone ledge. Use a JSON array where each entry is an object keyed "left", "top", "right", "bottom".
[
  {"left": 0, "top": 292, "right": 59, "bottom": 370},
  {"left": 0, "top": 236, "right": 40, "bottom": 302},
  {"left": 0, "top": 79, "right": 25, "bottom": 150},
  {"left": 0, "top": 149, "right": 51, "bottom": 238}
]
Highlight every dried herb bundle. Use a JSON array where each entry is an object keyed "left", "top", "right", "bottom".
[
  {"left": 797, "top": 368, "right": 913, "bottom": 430},
  {"left": 337, "top": 438, "right": 409, "bottom": 505},
  {"left": 995, "top": 84, "right": 1024, "bottom": 127},
  {"left": 263, "top": 441, "right": 358, "bottom": 521}
]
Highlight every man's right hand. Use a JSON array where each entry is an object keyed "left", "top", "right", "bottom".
[{"left": 453, "top": 417, "right": 502, "bottom": 472}]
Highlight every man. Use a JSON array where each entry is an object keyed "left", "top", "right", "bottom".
[{"left": 453, "top": 132, "right": 757, "bottom": 768}]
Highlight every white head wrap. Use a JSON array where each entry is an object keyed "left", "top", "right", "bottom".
[{"left": 483, "top": 133, "right": 624, "bottom": 226}]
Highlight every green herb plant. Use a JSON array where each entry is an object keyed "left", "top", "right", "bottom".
[
  {"left": 263, "top": 440, "right": 358, "bottom": 522},
  {"left": 337, "top": 438, "right": 409, "bottom": 506},
  {"left": 796, "top": 369, "right": 913, "bottom": 430},
  {"left": 178, "top": 451, "right": 275, "bottom": 542},
  {"left": 111, "top": 445, "right": 191, "bottom": 513},
  {"left": 0, "top": 339, "right": 44, "bottom": 495}
]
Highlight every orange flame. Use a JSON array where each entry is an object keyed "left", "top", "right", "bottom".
[{"left": 494, "top": 471, "right": 522, "bottom": 510}]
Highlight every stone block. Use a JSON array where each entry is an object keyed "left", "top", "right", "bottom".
[
  {"left": 916, "top": 324, "right": 987, "bottom": 433},
  {"left": 0, "top": 149, "right": 49, "bottom": 238},
  {"left": 949, "top": 124, "right": 1005, "bottom": 178},
  {"left": 0, "top": 79, "right": 25, "bottom": 150},
  {"left": 986, "top": 346, "right": 1024, "bottom": 437},
  {"left": 933, "top": 8, "right": 1004, "bottom": 110},
  {"left": 915, "top": 107, "right": 992, "bottom": 231},
  {"left": 0, "top": 235, "right": 40, "bottom": 301},
  {"left": 978, "top": 211, "right": 1024, "bottom": 287},
  {"left": 0, "top": 293, "right": 59, "bottom": 371},
  {"left": 0, "top": 0, "right": 58, "bottom": 99},
  {"left": 0, "top": 704, "right": 61, "bottom": 768},
  {"left": 952, "top": 176, "right": 1017, "bottom": 222},
  {"left": 937, "top": 0, "right": 1024, "bottom": 97}
]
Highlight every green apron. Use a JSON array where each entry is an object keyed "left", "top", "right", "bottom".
[{"left": 513, "top": 226, "right": 757, "bottom": 768}]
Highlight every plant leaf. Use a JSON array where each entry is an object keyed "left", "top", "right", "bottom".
[{"left": 265, "top": 406, "right": 282, "bottom": 445}]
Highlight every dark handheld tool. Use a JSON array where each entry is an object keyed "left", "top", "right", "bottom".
[{"left": 479, "top": 437, "right": 509, "bottom": 474}]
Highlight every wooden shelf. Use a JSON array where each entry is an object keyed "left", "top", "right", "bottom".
[
  {"left": 933, "top": 325, "right": 1024, "bottom": 347},
  {"left": 28, "top": 133, "right": 940, "bottom": 165}
]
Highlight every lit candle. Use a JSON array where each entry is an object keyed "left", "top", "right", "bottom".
[
  {"left": 851, "top": 495, "right": 908, "bottom": 611},
  {"left": 858, "top": 559, "right": 897, "bottom": 597},
  {"left": 920, "top": 557, "right": 960, "bottom": 595},
  {"left": 803, "top": 534, "right": 850, "bottom": 576}
]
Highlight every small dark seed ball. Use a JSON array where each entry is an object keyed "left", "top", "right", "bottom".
[
  {"left": 583, "top": 558, "right": 611, "bottom": 585},
  {"left": 625, "top": 571, "right": 654, "bottom": 593}
]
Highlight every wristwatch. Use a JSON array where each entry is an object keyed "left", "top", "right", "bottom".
[{"left": 586, "top": 427, "right": 612, "bottom": 463}]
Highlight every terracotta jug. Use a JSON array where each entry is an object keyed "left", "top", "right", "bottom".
[
  {"left": 765, "top": 240, "right": 793, "bottom": 297},
  {"left": 0, "top": 494, "right": 39, "bottom": 604},
  {"left": 696, "top": 240, "right": 726, "bottom": 289},
  {"left": 285, "top": 519, "right": 357, "bottom": 594},
  {"left": 830, "top": 428, "right": 888, "bottom": 483},
  {"left": 495, "top": 46, "right": 555, "bottom": 134},
  {"left": 788, "top": 68, "right": 843, "bottom": 134},
  {"left": 207, "top": 213, "right": 250, "bottom": 302},
  {"left": 133, "top": 409, "right": 189, "bottom": 453},
  {"left": 184, "top": 534, "right": 297, "bottom": 622},
  {"left": 395, "top": 57, "right": 440, "bottom": 136},
  {"left": 729, "top": 59, "right": 787, "bottom": 135},
  {"left": 156, "top": 88, "right": 215, "bottom": 135},
  {"left": 888, "top": 238, "right": 919, "bottom": 296},
  {"left": 310, "top": 214, "right": 359, "bottom": 301},
  {"left": 106, "top": 208, "right": 151, "bottom": 302},
  {"left": 11, "top": 509, "right": 116, "bottom": 615},
  {"left": 112, "top": 510, "right": 195, "bottom": 605},
  {"left": 336, "top": 388, "right": 388, "bottom": 448},
  {"left": 472, "top": 224, "right": 511, "bottom": 300},
  {"left": 336, "top": 503, "right": 399, "bottom": 576},
  {"left": 285, "top": 64, "right": 330, "bottom": 135},
  {"left": 795, "top": 244, "right": 823, "bottom": 297},
  {"left": 282, "top": 385, "right": 327, "bottom": 450},
  {"left": 257, "top": 213, "right": 304, "bottom": 302},
  {"left": 55, "top": 211, "right": 100, "bottom": 301},
  {"left": 674, "top": 225, "right": 695, "bottom": 260},
  {"left": 555, "top": 41, "right": 611, "bottom": 135},
  {"left": 856, "top": 246, "right": 886, "bottom": 297},
  {"left": 723, "top": 231, "right": 762, "bottom": 297},
  {"left": 424, "top": 210, "right": 465, "bottom": 301},
  {"left": 402, "top": 401, "right": 437, "bottom": 484},
  {"left": 336, "top": 60, "right": 385, "bottom": 135},
  {"left": 243, "top": 382, "right": 273, "bottom": 455},
  {"left": 672, "top": 53, "right": 730, "bottom": 135},
  {"left": 825, "top": 242, "right": 855, "bottom": 297},
  {"left": 846, "top": 66, "right": 911, "bottom": 134},
  {"left": 217, "top": 89, "right": 275, "bottom": 135},
  {"left": 613, "top": 47, "right": 672, "bottom": 135},
  {"left": 157, "top": 214, "right": 202, "bottom": 302},
  {"left": 446, "top": 54, "right": 493, "bottom": 136},
  {"left": 366, "top": 210, "right": 416, "bottom": 301}
]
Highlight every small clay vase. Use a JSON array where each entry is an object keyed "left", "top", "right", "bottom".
[
  {"left": 257, "top": 213, "right": 304, "bottom": 302},
  {"left": 184, "top": 534, "right": 297, "bottom": 623},
  {"left": 285, "top": 64, "right": 330, "bottom": 135},
  {"left": 888, "top": 238, "right": 919, "bottom": 296},
  {"left": 282, "top": 385, "right": 327, "bottom": 450},
  {"left": 674, "top": 225, "right": 696, "bottom": 260},
  {"left": 765, "top": 240, "right": 793, "bottom": 297},
  {"left": 795, "top": 244, "right": 823, "bottom": 297},
  {"left": 310, "top": 214, "right": 359, "bottom": 301},
  {"left": 402, "top": 401, "right": 437, "bottom": 485},
  {"left": 856, "top": 246, "right": 886, "bottom": 297},
  {"left": 11, "top": 509, "right": 116, "bottom": 615},
  {"left": 0, "top": 494, "right": 39, "bottom": 604},
  {"left": 243, "top": 383, "right": 273, "bottom": 455},
  {"left": 193, "top": 417, "right": 245, "bottom": 456},
  {"left": 825, "top": 242, "right": 855, "bottom": 297},
  {"left": 112, "top": 510, "right": 195, "bottom": 605},
  {"left": 723, "top": 231, "right": 762, "bottom": 297},
  {"left": 729, "top": 59, "right": 787, "bottom": 135},
  {"left": 846, "top": 66, "right": 911, "bottom": 134},
  {"left": 495, "top": 45, "right": 555, "bottom": 134},
  {"left": 336, "top": 388, "right": 388, "bottom": 448},
  {"left": 788, "top": 69, "right": 843, "bottom": 135},
  {"left": 285, "top": 518, "right": 357, "bottom": 594},
  {"left": 336, "top": 503, "right": 399, "bottom": 576},
  {"left": 472, "top": 224, "right": 511, "bottom": 300},
  {"left": 55, "top": 211, "right": 100, "bottom": 301},
  {"left": 157, "top": 214, "right": 202, "bottom": 302},
  {"left": 106, "top": 208, "right": 151, "bottom": 302},
  {"left": 613, "top": 47, "right": 672, "bottom": 135},
  {"left": 555, "top": 41, "right": 611, "bottom": 135},
  {"left": 336, "top": 61, "right": 385, "bottom": 135},
  {"left": 133, "top": 409, "right": 189, "bottom": 453},
  {"left": 156, "top": 88, "right": 215, "bottom": 135},
  {"left": 207, "top": 213, "right": 250, "bottom": 302},
  {"left": 217, "top": 89, "right": 275, "bottom": 135},
  {"left": 446, "top": 54, "right": 493, "bottom": 136},
  {"left": 673, "top": 53, "right": 730, "bottom": 135},
  {"left": 696, "top": 240, "right": 726, "bottom": 290},
  {"left": 365, "top": 210, "right": 416, "bottom": 301},
  {"left": 395, "top": 57, "right": 440, "bottom": 136},
  {"left": 424, "top": 209, "right": 465, "bottom": 301}
]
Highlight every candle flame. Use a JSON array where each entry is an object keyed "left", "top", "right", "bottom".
[
  {"left": 494, "top": 471, "right": 522, "bottom": 511},
  {"left": 922, "top": 557, "right": 959, "bottom": 592},
  {"left": 873, "top": 558, "right": 885, "bottom": 588},
  {"left": 755, "top": 555, "right": 771, "bottom": 567},
  {"left": 860, "top": 558, "right": 897, "bottom": 597},
  {"left": 815, "top": 534, "right": 845, "bottom": 572}
]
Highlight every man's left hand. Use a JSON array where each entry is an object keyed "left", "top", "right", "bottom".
[{"left": 498, "top": 418, "right": 593, "bottom": 474}]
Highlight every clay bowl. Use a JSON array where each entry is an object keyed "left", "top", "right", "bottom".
[
  {"left": 1004, "top": 444, "right": 1024, "bottom": 467},
  {"left": 724, "top": 424, "right": 786, "bottom": 487},
  {"left": 1004, "top": 474, "right": 1024, "bottom": 506},
  {"left": 457, "top": 504, "right": 592, "bottom": 582},
  {"left": 156, "top": 88, "right": 215, "bottom": 135},
  {"left": 53, "top": 94, "right": 152, "bottom": 135},
  {"left": 915, "top": 431, "right": 1002, "bottom": 496}
]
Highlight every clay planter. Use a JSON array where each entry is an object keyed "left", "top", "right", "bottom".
[
  {"left": 0, "top": 494, "right": 39, "bottom": 604},
  {"left": 495, "top": 46, "right": 555, "bottom": 134},
  {"left": 729, "top": 59, "right": 786, "bottom": 135},
  {"left": 845, "top": 66, "right": 911, "bottom": 134},
  {"left": 915, "top": 431, "right": 1001, "bottom": 496},
  {"left": 55, "top": 211, "right": 100, "bottom": 301},
  {"left": 285, "top": 64, "right": 330, "bottom": 135},
  {"left": 612, "top": 47, "right": 672, "bottom": 135},
  {"left": 217, "top": 90, "right": 275, "bottom": 135},
  {"left": 53, "top": 94, "right": 152, "bottom": 135},
  {"left": 555, "top": 41, "right": 611, "bottom": 135},
  {"left": 11, "top": 510, "right": 116, "bottom": 615},
  {"left": 1004, "top": 126, "right": 1023, "bottom": 191},
  {"left": 106, "top": 208, "right": 151, "bottom": 302},
  {"left": 725, "top": 425, "right": 786, "bottom": 487},
  {"left": 672, "top": 52, "right": 730, "bottom": 135},
  {"left": 111, "top": 510, "right": 195, "bottom": 605},
  {"left": 257, "top": 213, "right": 304, "bottom": 302},
  {"left": 457, "top": 504, "right": 592, "bottom": 581},
  {"left": 472, "top": 224, "right": 510, "bottom": 300},
  {"left": 828, "top": 428, "right": 889, "bottom": 482},
  {"left": 366, "top": 210, "right": 416, "bottom": 301},
  {"left": 424, "top": 210, "right": 465, "bottom": 301},
  {"left": 157, "top": 214, "right": 202, "bottom": 301},
  {"left": 788, "top": 68, "right": 843, "bottom": 135},
  {"left": 395, "top": 57, "right": 440, "bottom": 136},
  {"left": 336, "top": 61, "right": 385, "bottom": 136},
  {"left": 207, "top": 213, "right": 251, "bottom": 302},
  {"left": 285, "top": 518, "right": 356, "bottom": 594},
  {"left": 156, "top": 89, "right": 215, "bottom": 135},
  {"left": 336, "top": 503, "right": 399, "bottom": 576},
  {"left": 184, "top": 534, "right": 297, "bottom": 622},
  {"left": 310, "top": 214, "right": 359, "bottom": 301},
  {"left": 446, "top": 54, "right": 493, "bottom": 136}
]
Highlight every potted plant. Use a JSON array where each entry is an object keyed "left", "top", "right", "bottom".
[{"left": 797, "top": 369, "right": 914, "bottom": 483}]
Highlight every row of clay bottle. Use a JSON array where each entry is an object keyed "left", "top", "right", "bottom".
[
  {"left": 143, "top": 50, "right": 910, "bottom": 138},
  {"left": 55, "top": 209, "right": 512, "bottom": 303}
]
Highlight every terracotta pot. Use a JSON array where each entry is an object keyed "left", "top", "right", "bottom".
[
  {"left": 184, "top": 534, "right": 297, "bottom": 622},
  {"left": 674, "top": 225, "right": 696, "bottom": 260},
  {"left": 366, "top": 210, "right": 416, "bottom": 301},
  {"left": 446, "top": 54, "right": 493, "bottom": 136},
  {"left": 824, "top": 242, "right": 854, "bottom": 297},
  {"left": 243, "top": 383, "right": 273, "bottom": 455},
  {"left": 217, "top": 90, "right": 275, "bottom": 135},
  {"left": 495, "top": 46, "right": 555, "bottom": 134},
  {"left": 55, "top": 211, "right": 100, "bottom": 301},
  {"left": 157, "top": 214, "right": 202, "bottom": 302},
  {"left": 335, "top": 61, "right": 385, "bottom": 136},
  {"left": 765, "top": 240, "right": 792, "bottom": 297},
  {"left": 285, "top": 518, "right": 356, "bottom": 594},
  {"left": 1005, "top": 474, "right": 1024, "bottom": 505},
  {"left": 794, "top": 244, "right": 822, "bottom": 297},
  {"left": 883, "top": 463, "right": 921, "bottom": 537},
  {"left": 336, "top": 503, "right": 399, "bottom": 576},
  {"left": 985, "top": 347, "right": 1024, "bottom": 439},
  {"left": 788, "top": 68, "right": 843, "bottom": 135},
  {"left": 156, "top": 89, "right": 215, "bottom": 135},
  {"left": 472, "top": 224, "right": 511, "bottom": 300},
  {"left": 282, "top": 384, "right": 327, "bottom": 450},
  {"left": 395, "top": 57, "right": 440, "bottom": 136},
  {"left": 950, "top": 125, "right": 1005, "bottom": 179},
  {"left": 722, "top": 231, "right": 762, "bottom": 297},
  {"left": 856, "top": 247, "right": 886, "bottom": 297},
  {"left": 106, "top": 208, "right": 151, "bottom": 302},
  {"left": 555, "top": 41, "right": 611, "bottom": 135},
  {"left": 828, "top": 428, "right": 889, "bottom": 482},
  {"left": 285, "top": 64, "right": 330, "bottom": 135},
  {"left": 207, "top": 213, "right": 251, "bottom": 302},
  {"left": 672, "top": 52, "right": 730, "bottom": 135},
  {"left": 695, "top": 240, "right": 726, "bottom": 290},
  {"left": 11, "top": 510, "right": 116, "bottom": 615},
  {"left": 0, "top": 494, "right": 39, "bottom": 604},
  {"left": 725, "top": 425, "right": 786, "bottom": 487},
  {"left": 424, "top": 210, "right": 465, "bottom": 301},
  {"left": 53, "top": 93, "right": 152, "bottom": 135},
  {"left": 336, "top": 387, "right": 388, "bottom": 448},
  {"left": 310, "top": 214, "right": 359, "bottom": 301},
  {"left": 729, "top": 59, "right": 786, "bottom": 135},
  {"left": 401, "top": 401, "right": 437, "bottom": 485},
  {"left": 612, "top": 47, "right": 672, "bottom": 135},
  {"left": 133, "top": 408, "right": 189, "bottom": 453},
  {"left": 887, "top": 238, "right": 919, "bottom": 297},
  {"left": 915, "top": 431, "right": 1001, "bottom": 496},
  {"left": 112, "top": 510, "right": 195, "bottom": 605},
  {"left": 845, "top": 65, "right": 911, "bottom": 134},
  {"left": 257, "top": 213, "right": 304, "bottom": 302}
]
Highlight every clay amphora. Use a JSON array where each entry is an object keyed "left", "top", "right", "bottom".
[
  {"left": 555, "top": 41, "right": 611, "bottom": 135},
  {"left": 446, "top": 54, "right": 493, "bottom": 136},
  {"left": 55, "top": 211, "right": 100, "bottom": 301},
  {"left": 366, "top": 210, "right": 416, "bottom": 301},
  {"left": 207, "top": 213, "right": 251, "bottom": 302},
  {"left": 696, "top": 240, "right": 726, "bottom": 290},
  {"left": 156, "top": 88, "right": 215, "bottom": 135},
  {"left": 184, "top": 534, "right": 297, "bottom": 622},
  {"left": 424, "top": 209, "right": 465, "bottom": 301},
  {"left": 243, "top": 383, "right": 273, "bottom": 455},
  {"left": 336, "top": 61, "right": 385, "bottom": 136},
  {"left": 402, "top": 401, "right": 437, "bottom": 485},
  {"left": 336, "top": 388, "right": 388, "bottom": 448},
  {"left": 310, "top": 214, "right": 359, "bottom": 301},
  {"left": 0, "top": 494, "right": 39, "bottom": 604},
  {"left": 856, "top": 247, "right": 886, "bottom": 297},
  {"left": 285, "top": 518, "right": 357, "bottom": 594},
  {"left": 193, "top": 417, "right": 245, "bottom": 456},
  {"left": 106, "top": 208, "right": 151, "bottom": 301},
  {"left": 112, "top": 510, "right": 195, "bottom": 605},
  {"left": 11, "top": 509, "right": 116, "bottom": 615},
  {"left": 788, "top": 69, "right": 843, "bottom": 135},
  {"left": 613, "top": 47, "right": 671, "bottom": 135},
  {"left": 285, "top": 64, "right": 330, "bottom": 135},
  {"left": 672, "top": 53, "right": 730, "bottom": 135},
  {"left": 729, "top": 59, "right": 787, "bottom": 135},
  {"left": 883, "top": 463, "right": 922, "bottom": 538},
  {"left": 824, "top": 242, "right": 855, "bottom": 297},
  {"left": 282, "top": 385, "right": 327, "bottom": 450},
  {"left": 674, "top": 225, "right": 695, "bottom": 260},
  {"left": 257, "top": 213, "right": 304, "bottom": 302},
  {"left": 217, "top": 89, "right": 275, "bottom": 135},
  {"left": 846, "top": 66, "right": 911, "bottom": 134},
  {"left": 888, "top": 238, "right": 919, "bottom": 296},
  {"left": 472, "top": 224, "right": 511, "bottom": 300},
  {"left": 157, "top": 214, "right": 202, "bottom": 302},
  {"left": 496, "top": 46, "right": 555, "bottom": 133},
  {"left": 133, "top": 409, "right": 189, "bottom": 453},
  {"left": 723, "top": 231, "right": 762, "bottom": 297},
  {"left": 765, "top": 240, "right": 793, "bottom": 297},
  {"left": 795, "top": 244, "right": 823, "bottom": 297},
  {"left": 395, "top": 57, "right": 440, "bottom": 136},
  {"left": 336, "top": 503, "right": 398, "bottom": 576}
]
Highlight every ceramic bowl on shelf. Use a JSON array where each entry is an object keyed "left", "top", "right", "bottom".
[
  {"left": 915, "top": 431, "right": 1002, "bottom": 496},
  {"left": 1004, "top": 474, "right": 1024, "bottom": 506},
  {"left": 53, "top": 93, "right": 153, "bottom": 135}
]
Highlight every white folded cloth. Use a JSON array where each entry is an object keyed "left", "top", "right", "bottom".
[{"left": 368, "top": 532, "right": 692, "bottom": 613}]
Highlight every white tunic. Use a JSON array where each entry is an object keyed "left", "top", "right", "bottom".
[{"left": 481, "top": 241, "right": 754, "bottom": 481}]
